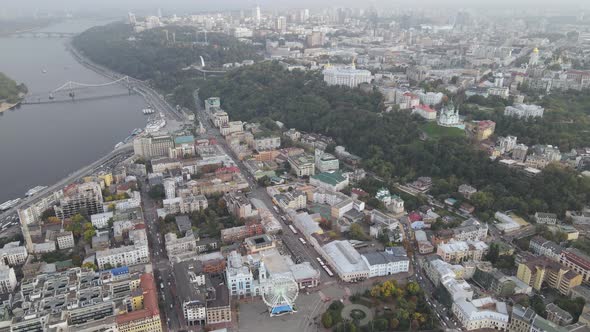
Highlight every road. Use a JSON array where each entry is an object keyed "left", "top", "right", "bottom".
[
  {"left": 0, "top": 144, "right": 134, "bottom": 232},
  {"left": 68, "top": 42, "right": 186, "bottom": 123},
  {"left": 193, "top": 94, "right": 334, "bottom": 284},
  {"left": 138, "top": 185, "right": 181, "bottom": 331},
  {"left": 402, "top": 212, "right": 459, "bottom": 330}
]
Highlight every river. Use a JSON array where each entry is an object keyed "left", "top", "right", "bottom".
[{"left": 0, "top": 19, "right": 147, "bottom": 203}]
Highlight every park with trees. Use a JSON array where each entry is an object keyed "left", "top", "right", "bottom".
[{"left": 321, "top": 280, "right": 436, "bottom": 331}]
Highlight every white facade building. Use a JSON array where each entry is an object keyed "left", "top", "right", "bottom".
[
  {"left": 315, "top": 149, "right": 339, "bottom": 173},
  {"left": 253, "top": 137, "right": 281, "bottom": 151},
  {"left": 504, "top": 104, "right": 544, "bottom": 118},
  {"left": 323, "top": 66, "right": 372, "bottom": 88},
  {"left": 452, "top": 297, "right": 509, "bottom": 331},
  {"left": 0, "top": 265, "right": 17, "bottom": 294},
  {"left": 321, "top": 240, "right": 369, "bottom": 282},
  {"left": 56, "top": 231, "right": 75, "bottom": 250},
  {"left": 418, "top": 91, "right": 444, "bottom": 105},
  {"left": 165, "top": 232, "right": 197, "bottom": 256},
  {"left": 95, "top": 243, "right": 149, "bottom": 269},
  {"left": 90, "top": 211, "right": 113, "bottom": 229},
  {"left": 438, "top": 103, "right": 461, "bottom": 127},
  {"left": 0, "top": 242, "right": 28, "bottom": 266},
  {"left": 436, "top": 240, "right": 489, "bottom": 263},
  {"left": 361, "top": 248, "right": 409, "bottom": 277},
  {"left": 226, "top": 251, "right": 254, "bottom": 297}
]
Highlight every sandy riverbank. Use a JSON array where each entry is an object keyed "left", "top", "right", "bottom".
[{"left": 0, "top": 102, "right": 18, "bottom": 113}]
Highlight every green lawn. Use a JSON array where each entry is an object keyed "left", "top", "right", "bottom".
[{"left": 420, "top": 122, "right": 465, "bottom": 140}]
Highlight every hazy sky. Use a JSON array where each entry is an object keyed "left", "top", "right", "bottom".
[{"left": 3, "top": 0, "right": 588, "bottom": 15}]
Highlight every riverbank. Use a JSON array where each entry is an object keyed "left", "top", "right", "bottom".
[
  {"left": 0, "top": 20, "right": 148, "bottom": 203},
  {"left": 0, "top": 18, "right": 58, "bottom": 36},
  {"left": 0, "top": 102, "right": 19, "bottom": 113}
]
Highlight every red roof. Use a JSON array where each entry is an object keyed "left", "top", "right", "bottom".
[
  {"left": 567, "top": 70, "right": 590, "bottom": 75},
  {"left": 351, "top": 188, "right": 368, "bottom": 196},
  {"left": 409, "top": 212, "right": 423, "bottom": 222},
  {"left": 563, "top": 251, "right": 590, "bottom": 271},
  {"left": 216, "top": 166, "right": 240, "bottom": 174},
  {"left": 116, "top": 273, "right": 160, "bottom": 325},
  {"left": 478, "top": 120, "right": 496, "bottom": 128},
  {"left": 415, "top": 104, "right": 436, "bottom": 113}
]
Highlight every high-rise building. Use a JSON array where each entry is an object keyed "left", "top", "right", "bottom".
[
  {"left": 163, "top": 178, "right": 176, "bottom": 200},
  {"left": 54, "top": 182, "right": 104, "bottom": 220},
  {"left": 494, "top": 73, "right": 504, "bottom": 87},
  {"left": 253, "top": 5, "right": 261, "bottom": 24},
  {"left": 133, "top": 134, "right": 174, "bottom": 159},
  {"left": 128, "top": 12, "right": 136, "bottom": 25},
  {"left": 306, "top": 31, "right": 325, "bottom": 48},
  {"left": 276, "top": 16, "right": 287, "bottom": 33}
]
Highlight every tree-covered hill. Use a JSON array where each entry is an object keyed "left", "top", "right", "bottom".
[
  {"left": 199, "top": 62, "right": 590, "bottom": 217},
  {"left": 462, "top": 91, "right": 590, "bottom": 150},
  {"left": 0, "top": 72, "right": 27, "bottom": 104},
  {"left": 72, "top": 22, "right": 262, "bottom": 92}
]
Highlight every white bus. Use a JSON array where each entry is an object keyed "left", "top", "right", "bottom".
[
  {"left": 316, "top": 257, "right": 325, "bottom": 266},
  {"left": 288, "top": 225, "right": 298, "bottom": 234},
  {"left": 323, "top": 266, "right": 334, "bottom": 277},
  {"left": 298, "top": 237, "right": 307, "bottom": 245}
]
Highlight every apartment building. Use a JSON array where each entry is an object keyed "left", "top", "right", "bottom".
[
  {"left": 133, "top": 134, "right": 174, "bottom": 158},
  {"left": 560, "top": 249, "right": 590, "bottom": 283},
  {"left": 529, "top": 236, "right": 562, "bottom": 261},
  {"left": 0, "top": 242, "right": 28, "bottom": 266},
  {"left": 173, "top": 259, "right": 232, "bottom": 326},
  {"left": 361, "top": 248, "right": 410, "bottom": 277},
  {"left": 96, "top": 243, "right": 149, "bottom": 269},
  {"left": 56, "top": 231, "right": 75, "bottom": 250},
  {"left": 220, "top": 221, "right": 264, "bottom": 244},
  {"left": 452, "top": 297, "right": 509, "bottom": 331},
  {"left": 116, "top": 274, "right": 162, "bottom": 332},
  {"left": 274, "top": 190, "right": 307, "bottom": 211},
  {"left": 90, "top": 211, "right": 113, "bottom": 229},
  {"left": 288, "top": 154, "right": 315, "bottom": 177},
  {"left": 437, "top": 240, "right": 489, "bottom": 264},
  {"left": 224, "top": 192, "right": 257, "bottom": 219},
  {"left": 162, "top": 195, "right": 208, "bottom": 215},
  {"left": 0, "top": 265, "right": 17, "bottom": 294},
  {"left": 55, "top": 182, "right": 104, "bottom": 220},
  {"left": 252, "top": 136, "right": 281, "bottom": 151},
  {"left": 517, "top": 254, "right": 582, "bottom": 295},
  {"left": 165, "top": 232, "right": 197, "bottom": 256}
]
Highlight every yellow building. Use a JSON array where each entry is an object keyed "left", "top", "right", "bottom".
[
  {"left": 559, "top": 225, "right": 579, "bottom": 241},
  {"left": 99, "top": 172, "right": 114, "bottom": 187},
  {"left": 517, "top": 260, "right": 545, "bottom": 291},
  {"left": 517, "top": 255, "right": 582, "bottom": 295},
  {"left": 116, "top": 273, "right": 162, "bottom": 332},
  {"left": 129, "top": 289, "right": 145, "bottom": 311}
]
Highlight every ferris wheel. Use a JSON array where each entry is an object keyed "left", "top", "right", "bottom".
[{"left": 262, "top": 276, "right": 299, "bottom": 317}]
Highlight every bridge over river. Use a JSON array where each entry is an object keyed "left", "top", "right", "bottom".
[
  {"left": 6, "top": 31, "right": 77, "bottom": 38},
  {"left": 21, "top": 76, "right": 137, "bottom": 105}
]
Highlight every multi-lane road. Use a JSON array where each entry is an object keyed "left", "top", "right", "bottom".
[
  {"left": 0, "top": 144, "right": 134, "bottom": 233},
  {"left": 194, "top": 96, "right": 335, "bottom": 284}
]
